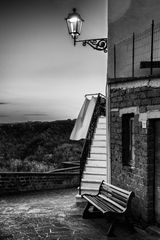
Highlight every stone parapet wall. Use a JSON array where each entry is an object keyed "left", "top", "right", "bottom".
[{"left": 0, "top": 172, "right": 79, "bottom": 196}]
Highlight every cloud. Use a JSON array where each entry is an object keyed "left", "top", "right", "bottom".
[
  {"left": 24, "top": 113, "right": 48, "bottom": 116},
  {"left": 0, "top": 115, "right": 9, "bottom": 117},
  {"left": 0, "top": 102, "right": 8, "bottom": 105}
]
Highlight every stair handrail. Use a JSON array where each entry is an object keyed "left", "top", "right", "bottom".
[
  {"left": 79, "top": 93, "right": 106, "bottom": 195},
  {"left": 85, "top": 93, "right": 106, "bottom": 98}
]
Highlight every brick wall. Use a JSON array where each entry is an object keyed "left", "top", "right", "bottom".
[
  {"left": 110, "top": 84, "right": 160, "bottom": 223},
  {"left": 0, "top": 172, "right": 79, "bottom": 196}
]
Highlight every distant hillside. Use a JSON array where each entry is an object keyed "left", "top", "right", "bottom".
[{"left": 0, "top": 120, "right": 83, "bottom": 172}]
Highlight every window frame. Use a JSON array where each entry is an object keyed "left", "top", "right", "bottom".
[{"left": 122, "top": 113, "right": 135, "bottom": 168}]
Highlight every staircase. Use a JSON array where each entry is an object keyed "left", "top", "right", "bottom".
[
  {"left": 80, "top": 115, "right": 107, "bottom": 195},
  {"left": 72, "top": 93, "right": 107, "bottom": 202}
]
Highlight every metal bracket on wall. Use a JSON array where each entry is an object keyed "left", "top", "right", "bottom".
[{"left": 76, "top": 38, "right": 108, "bottom": 53}]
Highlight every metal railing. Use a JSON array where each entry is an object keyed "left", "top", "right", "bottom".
[
  {"left": 49, "top": 166, "right": 79, "bottom": 173},
  {"left": 79, "top": 93, "right": 106, "bottom": 195},
  {"left": 110, "top": 20, "right": 160, "bottom": 79}
]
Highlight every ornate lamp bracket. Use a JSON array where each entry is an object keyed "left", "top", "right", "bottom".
[{"left": 77, "top": 38, "right": 108, "bottom": 53}]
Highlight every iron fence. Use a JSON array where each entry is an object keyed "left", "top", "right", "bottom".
[{"left": 111, "top": 20, "right": 160, "bottom": 79}]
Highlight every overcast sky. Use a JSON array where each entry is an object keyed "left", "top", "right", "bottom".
[{"left": 0, "top": 0, "right": 107, "bottom": 123}]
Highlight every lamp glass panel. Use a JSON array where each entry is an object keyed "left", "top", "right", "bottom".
[
  {"left": 67, "top": 19, "right": 83, "bottom": 37},
  {"left": 76, "top": 19, "right": 83, "bottom": 35}
]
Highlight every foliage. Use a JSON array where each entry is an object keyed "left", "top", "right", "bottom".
[{"left": 0, "top": 120, "right": 83, "bottom": 172}]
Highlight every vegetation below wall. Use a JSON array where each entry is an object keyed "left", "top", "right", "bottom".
[{"left": 0, "top": 120, "right": 83, "bottom": 172}]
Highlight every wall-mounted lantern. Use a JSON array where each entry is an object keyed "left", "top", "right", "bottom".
[{"left": 65, "top": 8, "right": 107, "bottom": 53}]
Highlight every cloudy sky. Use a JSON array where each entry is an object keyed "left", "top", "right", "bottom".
[{"left": 0, "top": 0, "right": 107, "bottom": 123}]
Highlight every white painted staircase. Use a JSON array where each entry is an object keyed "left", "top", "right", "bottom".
[{"left": 79, "top": 115, "right": 107, "bottom": 195}]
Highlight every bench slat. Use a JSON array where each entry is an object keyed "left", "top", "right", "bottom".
[
  {"left": 102, "top": 181, "right": 132, "bottom": 195},
  {"left": 100, "top": 188, "right": 129, "bottom": 205},
  {"left": 106, "top": 194, "right": 127, "bottom": 208},
  {"left": 100, "top": 185, "right": 130, "bottom": 201},
  {"left": 95, "top": 196, "right": 122, "bottom": 213},
  {"left": 83, "top": 195, "right": 124, "bottom": 213},
  {"left": 99, "top": 194, "right": 125, "bottom": 212},
  {"left": 93, "top": 197, "right": 114, "bottom": 212},
  {"left": 83, "top": 195, "right": 108, "bottom": 213}
]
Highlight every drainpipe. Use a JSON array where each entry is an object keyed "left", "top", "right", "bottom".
[
  {"left": 106, "top": 72, "right": 111, "bottom": 183},
  {"left": 106, "top": 2, "right": 111, "bottom": 183}
]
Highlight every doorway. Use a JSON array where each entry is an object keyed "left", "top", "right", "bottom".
[{"left": 154, "top": 119, "right": 160, "bottom": 224}]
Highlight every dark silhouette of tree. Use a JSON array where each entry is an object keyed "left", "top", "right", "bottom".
[{"left": 0, "top": 120, "right": 83, "bottom": 172}]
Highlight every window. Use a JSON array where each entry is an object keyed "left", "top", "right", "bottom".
[{"left": 122, "top": 113, "right": 135, "bottom": 168}]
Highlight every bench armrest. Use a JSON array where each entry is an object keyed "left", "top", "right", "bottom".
[{"left": 82, "top": 193, "right": 98, "bottom": 198}]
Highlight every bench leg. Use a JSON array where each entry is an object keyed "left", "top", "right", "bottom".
[
  {"left": 83, "top": 202, "right": 92, "bottom": 219},
  {"left": 83, "top": 203, "right": 103, "bottom": 219},
  {"left": 106, "top": 218, "right": 116, "bottom": 237},
  {"left": 125, "top": 213, "right": 135, "bottom": 233}
]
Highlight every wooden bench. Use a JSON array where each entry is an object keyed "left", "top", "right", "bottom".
[{"left": 82, "top": 180, "right": 135, "bottom": 236}]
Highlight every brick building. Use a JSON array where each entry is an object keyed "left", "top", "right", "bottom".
[{"left": 108, "top": 0, "right": 160, "bottom": 224}]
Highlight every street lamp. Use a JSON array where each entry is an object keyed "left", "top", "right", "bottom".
[
  {"left": 65, "top": 8, "right": 84, "bottom": 46},
  {"left": 65, "top": 8, "right": 108, "bottom": 53}
]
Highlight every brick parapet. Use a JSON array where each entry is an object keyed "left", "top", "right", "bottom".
[{"left": 0, "top": 172, "right": 79, "bottom": 196}]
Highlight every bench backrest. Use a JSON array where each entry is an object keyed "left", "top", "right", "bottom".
[{"left": 98, "top": 181, "right": 135, "bottom": 213}]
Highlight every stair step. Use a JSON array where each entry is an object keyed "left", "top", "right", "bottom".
[
  {"left": 96, "top": 124, "right": 106, "bottom": 129},
  {"left": 82, "top": 173, "right": 106, "bottom": 181},
  {"left": 84, "top": 166, "right": 106, "bottom": 174},
  {"left": 94, "top": 132, "right": 106, "bottom": 136},
  {"left": 93, "top": 135, "right": 106, "bottom": 140},
  {"left": 93, "top": 139, "right": 106, "bottom": 142},
  {"left": 91, "top": 144, "right": 106, "bottom": 148},
  {"left": 87, "top": 160, "right": 106, "bottom": 167},
  {"left": 81, "top": 187, "right": 99, "bottom": 191},
  {"left": 90, "top": 153, "right": 106, "bottom": 159},
  {"left": 83, "top": 172, "right": 106, "bottom": 176},
  {"left": 87, "top": 157, "right": 106, "bottom": 161},
  {"left": 97, "top": 117, "right": 106, "bottom": 124},
  {"left": 97, "top": 121, "right": 106, "bottom": 125},
  {"left": 94, "top": 129, "right": 106, "bottom": 134},
  {"left": 91, "top": 143, "right": 106, "bottom": 148},
  {"left": 96, "top": 124, "right": 106, "bottom": 128},
  {"left": 80, "top": 187, "right": 99, "bottom": 195},
  {"left": 81, "top": 180, "right": 102, "bottom": 189},
  {"left": 82, "top": 179, "right": 102, "bottom": 184},
  {"left": 92, "top": 140, "right": 106, "bottom": 147},
  {"left": 90, "top": 147, "right": 106, "bottom": 154},
  {"left": 81, "top": 183, "right": 100, "bottom": 189}
]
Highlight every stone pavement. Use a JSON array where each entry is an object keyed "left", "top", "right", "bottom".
[{"left": 0, "top": 188, "right": 159, "bottom": 240}]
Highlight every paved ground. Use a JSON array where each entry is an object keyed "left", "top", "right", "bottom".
[{"left": 0, "top": 188, "right": 159, "bottom": 240}]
